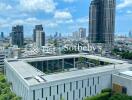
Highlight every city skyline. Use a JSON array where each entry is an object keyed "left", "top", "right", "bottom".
[{"left": 0, "top": 0, "right": 132, "bottom": 37}]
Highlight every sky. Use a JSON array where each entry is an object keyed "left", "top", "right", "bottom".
[{"left": 0, "top": 0, "right": 132, "bottom": 37}]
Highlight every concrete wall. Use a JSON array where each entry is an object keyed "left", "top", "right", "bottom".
[
  {"left": 5, "top": 61, "right": 30, "bottom": 100},
  {"left": 28, "top": 72, "right": 113, "bottom": 100},
  {"left": 112, "top": 74, "right": 132, "bottom": 95},
  {"left": 5, "top": 60, "right": 122, "bottom": 100}
]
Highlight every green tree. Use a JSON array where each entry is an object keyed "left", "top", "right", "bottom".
[
  {"left": 0, "top": 73, "right": 21, "bottom": 100},
  {"left": 84, "top": 92, "right": 110, "bottom": 100},
  {"left": 109, "top": 93, "right": 132, "bottom": 100},
  {"left": 79, "top": 57, "right": 85, "bottom": 63},
  {"left": 84, "top": 88, "right": 132, "bottom": 100},
  {"left": 11, "top": 96, "right": 22, "bottom": 100},
  {"left": 0, "top": 74, "right": 6, "bottom": 83}
]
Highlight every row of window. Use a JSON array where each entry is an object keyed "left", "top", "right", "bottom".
[
  {"left": 33, "top": 77, "right": 100, "bottom": 100},
  {"left": 34, "top": 85, "right": 97, "bottom": 100}
]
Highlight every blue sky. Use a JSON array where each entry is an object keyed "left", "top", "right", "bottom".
[{"left": 0, "top": 0, "right": 132, "bottom": 37}]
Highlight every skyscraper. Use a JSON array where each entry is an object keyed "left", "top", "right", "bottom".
[
  {"left": 89, "top": 0, "right": 116, "bottom": 45},
  {"left": 72, "top": 31, "right": 80, "bottom": 40},
  {"left": 0, "top": 32, "right": 4, "bottom": 39},
  {"left": 33, "top": 25, "right": 45, "bottom": 47},
  {"left": 11, "top": 25, "right": 24, "bottom": 47},
  {"left": 129, "top": 31, "right": 132, "bottom": 38},
  {"left": 79, "top": 28, "right": 86, "bottom": 39},
  {"left": 33, "top": 25, "right": 43, "bottom": 42}
]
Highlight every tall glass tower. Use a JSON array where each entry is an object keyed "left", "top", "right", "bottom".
[
  {"left": 89, "top": 0, "right": 116, "bottom": 45},
  {"left": 11, "top": 25, "right": 24, "bottom": 47}
]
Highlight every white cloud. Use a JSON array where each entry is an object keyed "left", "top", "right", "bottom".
[
  {"left": 0, "top": 18, "right": 12, "bottom": 28},
  {"left": 126, "top": 10, "right": 132, "bottom": 14},
  {"left": 63, "top": 0, "right": 75, "bottom": 3},
  {"left": 117, "top": 0, "right": 132, "bottom": 9},
  {"left": 76, "top": 16, "right": 88, "bottom": 23},
  {"left": 0, "top": 3, "right": 12, "bottom": 11},
  {"left": 65, "top": 19, "right": 74, "bottom": 24},
  {"left": 19, "top": 0, "right": 56, "bottom": 13},
  {"left": 63, "top": 0, "right": 78, "bottom": 3},
  {"left": 54, "top": 11, "right": 72, "bottom": 19},
  {"left": 12, "top": 19, "right": 25, "bottom": 25},
  {"left": 25, "top": 18, "right": 39, "bottom": 23},
  {"left": 47, "top": 23, "right": 58, "bottom": 28}
]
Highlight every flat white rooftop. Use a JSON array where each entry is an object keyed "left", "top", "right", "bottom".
[
  {"left": 5, "top": 54, "right": 131, "bottom": 86},
  {"left": 43, "top": 63, "right": 132, "bottom": 82},
  {"left": 21, "top": 54, "right": 126, "bottom": 64},
  {"left": 120, "top": 71, "right": 132, "bottom": 77},
  {"left": 8, "top": 61, "right": 44, "bottom": 79}
]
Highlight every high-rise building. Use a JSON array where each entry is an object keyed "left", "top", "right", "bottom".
[
  {"left": 129, "top": 31, "right": 132, "bottom": 38},
  {"left": 11, "top": 25, "right": 24, "bottom": 47},
  {"left": 33, "top": 25, "right": 45, "bottom": 47},
  {"left": 79, "top": 28, "right": 86, "bottom": 39},
  {"left": 89, "top": 0, "right": 116, "bottom": 45},
  {"left": 33, "top": 25, "right": 43, "bottom": 42},
  {"left": 36, "top": 31, "right": 45, "bottom": 47},
  {"left": 73, "top": 31, "right": 80, "bottom": 40},
  {"left": 54, "top": 32, "right": 58, "bottom": 39},
  {"left": 0, "top": 47, "right": 5, "bottom": 72},
  {"left": 59, "top": 33, "right": 61, "bottom": 39},
  {"left": 0, "top": 32, "right": 4, "bottom": 39}
]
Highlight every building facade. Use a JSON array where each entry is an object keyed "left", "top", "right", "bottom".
[
  {"left": 4, "top": 54, "right": 132, "bottom": 100},
  {"left": 73, "top": 28, "right": 86, "bottom": 40},
  {"left": 79, "top": 28, "right": 86, "bottom": 39},
  {"left": 33, "top": 25, "right": 45, "bottom": 47},
  {"left": 89, "top": 0, "right": 116, "bottom": 45},
  {"left": 73, "top": 31, "right": 80, "bottom": 40},
  {"left": 11, "top": 25, "right": 24, "bottom": 47},
  {"left": 33, "top": 25, "right": 44, "bottom": 42},
  {"left": 36, "top": 31, "right": 45, "bottom": 47},
  {"left": 129, "top": 31, "right": 132, "bottom": 38},
  {"left": 0, "top": 32, "right": 4, "bottom": 39},
  {"left": 0, "top": 47, "right": 5, "bottom": 72}
]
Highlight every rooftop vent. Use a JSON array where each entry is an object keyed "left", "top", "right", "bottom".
[{"left": 34, "top": 75, "right": 46, "bottom": 83}]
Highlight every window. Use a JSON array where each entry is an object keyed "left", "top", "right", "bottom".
[
  {"left": 98, "top": 76, "right": 99, "bottom": 84},
  {"left": 90, "top": 86, "right": 91, "bottom": 95},
  {"left": 76, "top": 81, "right": 78, "bottom": 89},
  {"left": 42, "top": 88, "right": 43, "bottom": 98},
  {"left": 87, "top": 79, "right": 89, "bottom": 86},
  {"left": 82, "top": 80, "right": 84, "bottom": 88},
  {"left": 67, "top": 92, "right": 69, "bottom": 100},
  {"left": 79, "top": 89, "right": 81, "bottom": 98},
  {"left": 93, "top": 78, "right": 94, "bottom": 85},
  {"left": 57, "top": 85, "right": 58, "bottom": 94},
  {"left": 53, "top": 95, "right": 55, "bottom": 100},
  {"left": 122, "top": 87, "right": 127, "bottom": 94},
  {"left": 70, "top": 82, "right": 72, "bottom": 91},
  {"left": 64, "top": 84, "right": 65, "bottom": 92},
  {"left": 85, "top": 88, "right": 87, "bottom": 96},
  {"left": 95, "top": 85, "right": 96, "bottom": 94},
  {"left": 73, "top": 90, "right": 75, "bottom": 100},
  {"left": 33, "top": 90, "right": 35, "bottom": 100},
  {"left": 60, "top": 94, "right": 62, "bottom": 100},
  {"left": 50, "top": 87, "right": 51, "bottom": 96}
]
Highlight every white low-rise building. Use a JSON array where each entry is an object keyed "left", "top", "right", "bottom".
[
  {"left": 0, "top": 47, "right": 6, "bottom": 72},
  {"left": 41, "top": 46, "right": 56, "bottom": 55},
  {"left": 4, "top": 54, "right": 132, "bottom": 100}
]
